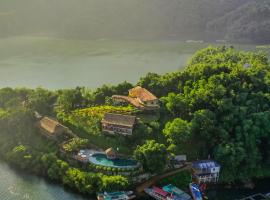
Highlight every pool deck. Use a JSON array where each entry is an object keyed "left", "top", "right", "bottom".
[
  {"left": 75, "top": 149, "right": 140, "bottom": 169},
  {"left": 74, "top": 149, "right": 103, "bottom": 163}
]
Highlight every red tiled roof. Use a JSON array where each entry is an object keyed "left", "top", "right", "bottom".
[
  {"left": 129, "top": 86, "right": 158, "bottom": 102},
  {"left": 112, "top": 95, "right": 145, "bottom": 109}
]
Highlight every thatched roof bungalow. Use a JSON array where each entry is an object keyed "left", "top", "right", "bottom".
[{"left": 38, "top": 117, "right": 68, "bottom": 138}]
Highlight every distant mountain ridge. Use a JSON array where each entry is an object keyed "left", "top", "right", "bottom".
[{"left": 0, "top": 0, "right": 269, "bottom": 43}]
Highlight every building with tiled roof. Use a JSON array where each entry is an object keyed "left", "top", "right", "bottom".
[
  {"left": 101, "top": 113, "right": 136, "bottom": 136},
  {"left": 112, "top": 86, "right": 159, "bottom": 110},
  {"left": 191, "top": 160, "right": 220, "bottom": 184}
]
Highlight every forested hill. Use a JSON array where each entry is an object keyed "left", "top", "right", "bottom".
[
  {"left": 0, "top": 0, "right": 269, "bottom": 44},
  {"left": 207, "top": 0, "right": 270, "bottom": 44}
]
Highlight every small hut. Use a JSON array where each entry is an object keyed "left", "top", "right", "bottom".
[
  {"left": 38, "top": 117, "right": 68, "bottom": 139},
  {"left": 105, "top": 148, "right": 117, "bottom": 160}
]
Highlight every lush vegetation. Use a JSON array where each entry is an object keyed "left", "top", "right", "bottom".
[
  {"left": 62, "top": 138, "right": 89, "bottom": 153},
  {"left": 0, "top": 89, "right": 130, "bottom": 195},
  {"left": 0, "top": 46, "right": 270, "bottom": 196},
  {"left": 158, "top": 46, "right": 270, "bottom": 182},
  {"left": 58, "top": 105, "right": 134, "bottom": 135},
  {"left": 157, "top": 171, "right": 190, "bottom": 189},
  {"left": 134, "top": 140, "right": 167, "bottom": 173},
  {"left": 207, "top": 0, "right": 270, "bottom": 43},
  {"left": 1, "top": 0, "right": 269, "bottom": 43}
]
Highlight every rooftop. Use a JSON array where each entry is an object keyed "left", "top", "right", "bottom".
[
  {"left": 39, "top": 117, "right": 66, "bottom": 135},
  {"left": 129, "top": 86, "right": 158, "bottom": 102},
  {"left": 112, "top": 95, "right": 145, "bottom": 109},
  {"left": 192, "top": 160, "right": 220, "bottom": 170},
  {"left": 105, "top": 148, "right": 116, "bottom": 156},
  {"left": 101, "top": 113, "right": 136, "bottom": 127}
]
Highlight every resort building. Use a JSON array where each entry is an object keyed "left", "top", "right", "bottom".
[
  {"left": 112, "top": 86, "right": 159, "bottom": 110},
  {"left": 191, "top": 160, "right": 220, "bottom": 184},
  {"left": 38, "top": 117, "right": 69, "bottom": 139},
  {"left": 144, "top": 185, "right": 192, "bottom": 200},
  {"left": 101, "top": 113, "right": 136, "bottom": 136}
]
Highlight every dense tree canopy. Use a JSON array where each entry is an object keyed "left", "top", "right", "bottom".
[
  {"left": 149, "top": 46, "right": 270, "bottom": 182},
  {"left": 0, "top": 46, "right": 270, "bottom": 191},
  {"left": 134, "top": 140, "right": 167, "bottom": 173}
]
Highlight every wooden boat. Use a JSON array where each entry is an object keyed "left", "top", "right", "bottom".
[
  {"left": 97, "top": 191, "right": 136, "bottom": 200},
  {"left": 189, "top": 183, "right": 203, "bottom": 200}
]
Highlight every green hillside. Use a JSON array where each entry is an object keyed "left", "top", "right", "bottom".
[{"left": 0, "top": 0, "right": 269, "bottom": 43}]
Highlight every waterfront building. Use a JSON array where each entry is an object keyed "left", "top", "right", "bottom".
[{"left": 191, "top": 160, "right": 220, "bottom": 184}]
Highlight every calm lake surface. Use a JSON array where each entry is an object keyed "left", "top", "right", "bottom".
[
  {"left": 0, "top": 161, "right": 90, "bottom": 200},
  {"left": 0, "top": 36, "right": 269, "bottom": 89},
  {"left": 0, "top": 160, "right": 269, "bottom": 200}
]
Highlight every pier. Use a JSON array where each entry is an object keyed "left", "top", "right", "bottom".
[{"left": 238, "top": 193, "right": 270, "bottom": 200}]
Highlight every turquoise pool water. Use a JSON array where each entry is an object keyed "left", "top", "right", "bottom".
[{"left": 89, "top": 153, "right": 138, "bottom": 168}]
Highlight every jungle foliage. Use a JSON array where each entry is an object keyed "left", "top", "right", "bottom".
[{"left": 0, "top": 46, "right": 269, "bottom": 189}]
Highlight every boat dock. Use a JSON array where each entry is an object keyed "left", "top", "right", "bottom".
[{"left": 238, "top": 193, "right": 270, "bottom": 200}]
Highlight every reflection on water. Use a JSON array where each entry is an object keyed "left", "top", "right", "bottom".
[{"left": 0, "top": 161, "right": 90, "bottom": 200}]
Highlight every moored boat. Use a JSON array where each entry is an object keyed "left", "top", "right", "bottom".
[
  {"left": 144, "top": 185, "right": 192, "bottom": 200},
  {"left": 189, "top": 183, "right": 203, "bottom": 200},
  {"left": 162, "top": 184, "right": 192, "bottom": 200},
  {"left": 144, "top": 186, "right": 168, "bottom": 200},
  {"left": 97, "top": 191, "right": 136, "bottom": 200}
]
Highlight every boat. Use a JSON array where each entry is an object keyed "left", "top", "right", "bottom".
[
  {"left": 144, "top": 186, "right": 168, "bottom": 200},
  {"left": 189, "top": 183, "right": 203, "bottom": 200},
  {"left": 97, "top": 191, "right": 136, "bottom": 200},
  {"left": 144, "top": 185, "right": 192, "bottom": 200},
  {"left": 162, "top": 184, "right": 192, "bottom": 200}
]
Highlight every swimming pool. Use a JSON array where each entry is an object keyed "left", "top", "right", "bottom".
[{"left": 89, "top": 153, "right": 138, "bottom": 169}]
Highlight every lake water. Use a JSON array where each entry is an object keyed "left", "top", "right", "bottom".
[
  {"left": 0, "top": 36, "right": 268, "bottom": 89},
  {"left": 1, "top": 160, "right": 269, "bottom": 200},
  {"left": 0, "top": 161, "right": 90, "bottom": 200},
  {"left": 0, "top": 160, "right": 269, "bottom": 200}
]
